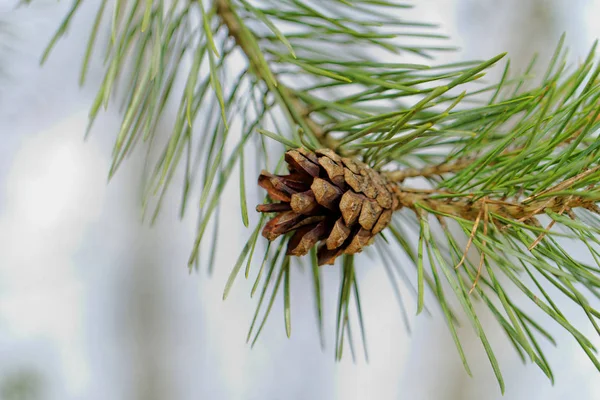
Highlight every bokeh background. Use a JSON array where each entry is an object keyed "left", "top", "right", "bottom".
[{"left": 1, "top": 1, "right": 600, "bottom": 399}]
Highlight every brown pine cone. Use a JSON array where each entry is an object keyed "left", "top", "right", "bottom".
[{"left": 256, "top": 148, "right": 401, "bottom": 265}]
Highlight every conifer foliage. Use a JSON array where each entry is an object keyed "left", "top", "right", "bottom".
[{"left": 42, "top": 0, "right": 600, "bottom": 391}]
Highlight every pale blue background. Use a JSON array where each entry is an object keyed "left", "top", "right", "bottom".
[{"left": 1, "top": 1, "right": 599, "bottom": 399}]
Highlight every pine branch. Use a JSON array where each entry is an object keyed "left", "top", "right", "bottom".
[
  {"left": 394, "top": 180, "right": 600, "bottom": 223},
  {"left": 39, "top": 0, "right": 600, "bottom": 392}
]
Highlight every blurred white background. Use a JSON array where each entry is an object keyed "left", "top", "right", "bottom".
[{"left": 1, "top": 1, "right": 600, "bottom": 399}]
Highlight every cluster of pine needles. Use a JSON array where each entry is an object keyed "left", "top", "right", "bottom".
[{"left": 41, "top": 0, "right": 600, "bottom": 392}]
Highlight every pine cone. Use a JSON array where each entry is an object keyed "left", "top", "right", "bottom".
[{"left": 257, "top": 148, "right": 400, "bottom": 265}]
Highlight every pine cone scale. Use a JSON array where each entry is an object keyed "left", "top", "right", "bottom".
[
  {"left": 258, "top": 172, "right": 292, "bottom": 202},
  {"left": 344, "top": 228, "right": 372, "bottom": 255},
  {"left": 326, "top": 218, "right": 351, "bottom": 250},
  {"left": 341, "top": 157, "right": 360, "bottom": 174},
  {"left": 372, "top": 209, "right": 393, "bottom": 235},
  {"left": 339, "top": 191, "right": 365, "bottom": 226},
  {"left": 256, "top": 203, "right": 291, "bottom": 213},
  {"left": 344, "top": 168, "right": 368, "bottom": 193},
  {"left": 291, "top": 215, "right": 325, "bottom": 230},
  {"left": 311, "top": 178, "right": 343, "bottom": 209},
  {"left": 358, "top": 199, "right": 383, "bottom": 230},
  {"left": 285, "top": 150, "right": 320, "bottom": 177},
  {"left": 315, "top": 148, "right": 342, "bottom": 163},
  {"left": 262, "top": 210, "right": 303, "bottom": 240},
  {"left": 318, "top": 156, "right": 346, "bottom": 189},
  {"left": 287, "top": 221, "right": 328, "bottom": 256},
  {"left": 290, "top": 190, "right": 318, "bottom": 215}
]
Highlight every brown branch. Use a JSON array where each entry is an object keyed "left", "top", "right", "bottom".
[
  {"left": 385, "top": 157, "right": 473, "bottom": 183},
  {"left": 391, "top": 185, "right": 599, "bottom": 224},
  {"left": 214, "top": 0, "right": 338, "bottom": 149}
]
